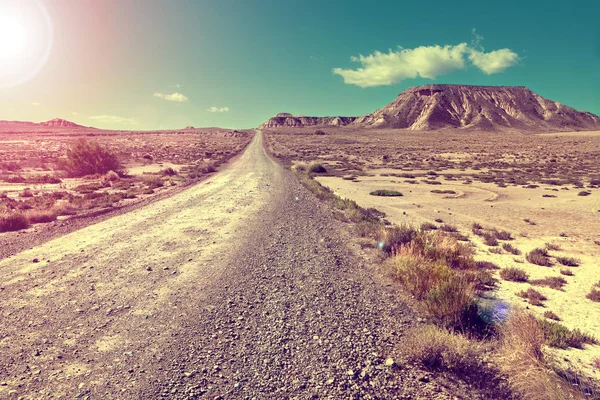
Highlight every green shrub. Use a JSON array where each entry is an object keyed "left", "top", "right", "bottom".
[
  {"left": 539, "top": 319, "right": 597, "bottom": 349},
  {"left": 60, "top": 140, "right": 123, "bottom": 177},
  {"left": 369, "top": 189, "right": 403, "bottom": 196}
]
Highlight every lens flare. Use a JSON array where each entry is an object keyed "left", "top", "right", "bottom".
[{"left": 0, "top": 0, "right": 53, "bottom": 88}]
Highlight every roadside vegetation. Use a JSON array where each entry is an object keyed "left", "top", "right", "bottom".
[{"left": 292, "top": 163, "right": 599, "bottom": 399}]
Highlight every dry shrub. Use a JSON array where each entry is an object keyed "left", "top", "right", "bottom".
[
  {"left": 517, "top": 288, "right": 546, "bottom": 306},
  {"left": 397, "top": 231, "right": 475, "bottom": 270},
  {"left": 500, "top": 267, "right": 529, "bottom": 282},
  {"left": 0, "top": 212, "right": 29, "bottom": 232},
  {"left": 60, "top": 140, "right": 123, "bottom": 177},
  {"left": 530, "top": 276, "right": 567, "bottom": 290},
  {"left": 497, "top": 311, "right": 585, "bottom": 400},
  {"left": 587, "top": 288, "right": 600, "bottom": 302},
  {"left": 526, "top": 248, "right": 552, "bottom": 266},
  {"left": 399, "top": 325, "right": 483, "bottom": 373},
  {"left": 25, "top": 209, "right": 58, "bottom": 224}
]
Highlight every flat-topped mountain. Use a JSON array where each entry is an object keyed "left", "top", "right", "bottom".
[{"left": 260, "top": 85, "right": 600, "bottom": 132}]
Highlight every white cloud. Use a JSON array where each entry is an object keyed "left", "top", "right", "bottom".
[
  {"left": 89, "top": 115, "right": 138, "bottom": 125},
  {"left": 31, "top": 102, "right": 41, "bottom": 106},
  {"left": 207, "top": 106, "right": 230, "bottom": 113},
  {"left": 468, "top": 48, "right": 519, "bottom": 74},
  {"left": 333, "top": 39, "right": 519, "bottom": 87},
  {"left": 154, "top": 92, "right": 188, "bottom": 102}
]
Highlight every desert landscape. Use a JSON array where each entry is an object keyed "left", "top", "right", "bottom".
[{"left": 2, "top": 1, "right": 600, "bottom": 398}]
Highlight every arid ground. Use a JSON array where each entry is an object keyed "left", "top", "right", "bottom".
[
  {"left": 0, "top": 131, "right": 515, "bottom": 399},
  {"left": 266, "top": 127, "right": 600, "bottom": 380}
]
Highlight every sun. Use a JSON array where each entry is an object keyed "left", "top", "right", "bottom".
[
  {"left": 0, "top": 0, "right": 53, "bottom": 88},
  {"left": 0, "top": 15, "right": 27, "bottom": 61}
]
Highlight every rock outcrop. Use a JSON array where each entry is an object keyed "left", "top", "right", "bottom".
[
  {"left": 39, "top": 118, "right": 85, "bottom": 128},
  {"left": 260, "top": 85, "right": 600, "bottom": 132},
  {"left": 259, "top": 113, "right": 356, "bottom": 128}
]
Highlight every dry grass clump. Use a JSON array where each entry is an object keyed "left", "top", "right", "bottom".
[
  {"left": 545, "top": 242, "right": 561, "bottom": 251},
  {"left": 500, "top": 267, "right": 529, "bottom": 282},
  {"left": 539, "top": 319, "right": 597, "bottom": 349},
  {"left": 560, "top": 268, "right": 574, "bottom": 276},
  {"left": 517, "top": 288, "right": 547, "bottom": 306},
  {"left": 25, "top": 209, "right": 58, "bottom": 224},
  {"left": 543, "top": 311, "right": 560, "bottom": 321},
  {"left": 497, "top": 311, "right": 588, "bottom": 400},
  {"left": 476, "top": 260, "right": 499, "bottom": 270},
  {"left": 556, "top": 256, "right": 580, "bottom": 267},
  {"left": 502, "top": 242, "right": 521, "bottom": 255},
  {"left": 399, "top": 325, "right": 483, "bottom": 373},
  {"left": 587, "top": 285, "right": 600, "bottom": 302},
  {"left": 530, "top": 276, "right": 567, "bottom": 290},
  {"left": 526, "top": 248, "right": 553, "bottom": 266},
  {"left": 0, "top": 212, "right": 29, "bottom": 233},
  {"left": 420, "top": 222, "right": 438, "bottom": 231}
]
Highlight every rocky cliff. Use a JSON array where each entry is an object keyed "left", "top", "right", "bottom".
[{"left": 260, "top": 85, "right": 600, "bottom": 132}]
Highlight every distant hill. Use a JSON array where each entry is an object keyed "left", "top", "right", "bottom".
[
  {"left": 260, "top": 85, "right": 600, "bottom": 132},
  {"left": 39, "top": 118, "right": 86, "bottom": 128}
]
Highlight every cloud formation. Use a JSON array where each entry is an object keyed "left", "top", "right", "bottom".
[
  {"left": 154, "top": 92, "right": 189, "bottom": 102},
  {"left": 333, "top": 41, "right": 519, "bottom": 87},
  {"left": 207, "top": 106, "right": 230, "bottom": 113},
  {"left": 89, "top": 115, "right": 138, "bottom": 125}
]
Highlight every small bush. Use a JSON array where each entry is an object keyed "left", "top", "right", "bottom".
[
  {"left": 160, "top": 167, "right": 178, "bottom": 176},
  {"left": 526, "top": 248, "right": 552, "bottom": 266},
  {"left": 556, "top": 256, "right": 579, "bottom": 267},
  {"left": 369, "top": 189, "right": 403, "bottom": 197},
  {"left": 0, "top": 212, "right": 29, "bottom": 232},
  {"left": 399, "top": 325, "right": 483, "bottom": 372},
  {"left": 516, "top": 288, "right": 547, "bottom": 306},
  {"left": 420, "top": 222, "right": 438, "bottom": 231},
  {"left": 307, "top": 162, "right": 327, "bottom": 174},
  {"left": 577, "top": 191, "right": 591, "bottom": 196},
  {"left": 480, "top": 233, "right": 497, "bottom": 247},
  {"left": 103, "top": 170, "right": 120, "bottom": 182},
  {"left": 539, "top": 319, "right": 597, "bottom": 349},
  {"left": 502, "top": 243, "right": 521, "bottom": 255},
  {"left": 500, "top": 267, "right": 529, "bottom": 282},
  {"left": 430, "top": 189, "right": 456, "bottom": 195},
  {"left": 543, "top": 311, "right": 560, "bottom": 321},
  {"left": 60, "top": 139, "right": 123, "bottom": 177},
  {"left": 530, "top": 276, "right": 567, "bottom": 290},
  {"left": 440, "top": 224, "right": 458, "bottom": 233},
  {"left": 560, "top": 268, "right": 574, "bottom": 276},
  {"left": 489, "top": 247, "right": 503, "bottom": 254},
  {"left": 493, "top": 229, "right": 513, "bottom": 240},
  {"left": 25, "top": 209, "right": 58, "bottom": 224},
  {"left": 476, "top": 260, "right": 499, "bottom": 269},
  {"left": 20, "top": 188, "right": 33, "bottom": 198},
  {"left": 314, "top": 129, "right": 326, "bottom": 135},
  {"left": 587, "top": 288, "right": 600, "bottom": 302}
]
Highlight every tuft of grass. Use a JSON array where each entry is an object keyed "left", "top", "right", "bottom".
[
  {"left": 307, "top": 162, "right": 327, "bottom": 174},
  {"left": 530, "top": 276, "right": 567, "bottom": 291},
  {"left": 430, "top": 189, "right": 456, "bottom": 195},
  {"left": 516, "top": 288, "right": 546, "bottom": 306},
  {"left": 526, "top": 248, "right": 552, "bottom": 266},
  {"left": 545, "top": 242, "right": 560, "bottom": 251},
  {"left": 420, "top": 222, "right": 438, "bottom": 231},
  {"left": 0, "top": 212, "right": 30, "bottom": 233},
  {"left": 369, "top": 189, "right": 403, "bottom": 197},
  {"left": 500, "top": 267, "right": 529, "bottom": 282},
  {"left": 489, "top": 247, "right": 503, "bottom": 254},
  {"left": 439, "top": 224, "right": 458, "bottom": 233},
  {"left": 543, "top": 311, "right": 560, "bottom": 321},
  {"left": 493, "top": 229, "right": 513, "bottom": 240},
  {"left": 498, "top": 311, "right": 593, "bottom": 399},
  {"left": 398, "top": 325, "right": 483, "bottom": 373},
  {"left": 482, "top": 233, "right": 499, "bottom": 246},
  {"left": 25, "top": 209, "right": 58, "bottom": 224},
  {"left": 476, "top": 260, "right": 499, "bottom": 269},
  {"left": 502, "top": 242, "right": 521, "bottom": 255},
  {"left": 587, "top": 288, "right": 600, "bottom": 302},
  {"left": 560, "top": 268, "right": 574, "bottom": 276},
  {"left": 556, "top": 256, "right": 579, "bottom": 267}
]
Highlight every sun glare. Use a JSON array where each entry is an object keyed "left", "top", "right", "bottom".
[
  {"left": 0, "top": 0, "right": 53, "bottom": 88},
  {"left": 0, "top": 16, "right": 27, "bottom": 60}
]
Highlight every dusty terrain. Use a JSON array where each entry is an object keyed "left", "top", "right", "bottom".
[
  {"left": 0, "top": 131, "right": 510, "bottom": 399},
  {"left": 0, "top": 127, "right": 252, "bottom": 254},
  {"left": 266, "top": 127, "right": 600, "bottom": 379}
]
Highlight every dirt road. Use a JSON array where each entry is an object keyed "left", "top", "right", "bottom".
[{"left": 0, "top": 132, "right": 474, "bottom": 399}]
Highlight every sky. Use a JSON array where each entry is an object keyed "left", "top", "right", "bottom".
[{"left": 0, "top": 0, "right": 599, "bottom": 130}]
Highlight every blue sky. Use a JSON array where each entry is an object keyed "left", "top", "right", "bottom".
[{"left": 0, "top": 0, "right": 599, "bottom": 129}]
